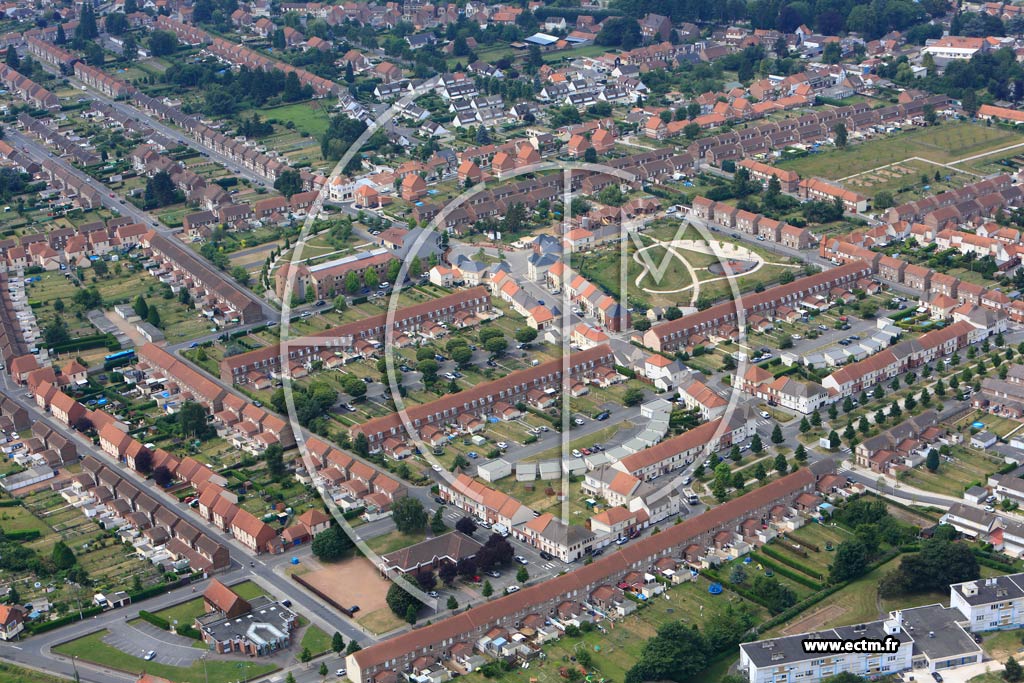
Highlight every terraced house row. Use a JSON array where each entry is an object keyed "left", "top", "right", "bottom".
[
  {"left": 642, "top": 261, "right": 872, "bottom": 352},
  {"left": 155, "top": 15, "right": 342, "bottom": 98},
  {"left": 219, "top": 287, "right": 493, "bottom": 384},
  {"left": 346, "top": 467, "right": 825, "bottom": 683},
  {"left": 686, "top": 95, "right": 950, "bottom": 168},
  {"left": 350, "top": 344, "right": 617, "bottom": 454}
]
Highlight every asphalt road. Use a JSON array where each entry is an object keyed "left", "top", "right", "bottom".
[{"left": 6, "top": 127, "right": 156, "bottom": 227}]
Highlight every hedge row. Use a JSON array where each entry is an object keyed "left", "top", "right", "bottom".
[
  {"left": 138, "top": 610, "right": 171, "bottom": 630},
  {"left": 176, "top": 624, "right": 203, "bottom": 640},
  {"left": 0, "top": 499, "right": 22, "bottom": 508},
  {"left": 28, "top": 606, "right": 104, "bottom": 634},
  {"left": 972, "top": 549, "right": 1019, "bottom": 574},
  {"left": 755, "top": 548, "right": 825, "bottom": 585},
  {"left": 4, "top": 530, "right": 41, "bottom": 541},
  {"left": 49, "top": 334, "right": 118, "bottom": 354},
  {"left": 756, "top": 581, "right": 849, "bottom": 634},
  {"left": 614, "top": 364, "right": 637, "bottom": 379},
  {"left": 130, "top": 582, "right": 175, "bottom": 602}
]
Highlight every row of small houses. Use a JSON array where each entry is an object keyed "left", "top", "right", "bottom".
[
  {"left": 130, "top": 341, "right": 410, "bottom": 535},
  {"left": 690, "top": 196, "right": 817, "bottom": 249},
  {"left": 413, "top": 147, "right": 699, "bottom": 234},
  {"left": 350, "top": 344, "right": 621, "bottom": 456},
  {"left": 684, "top": 95, "right": 951, "bottom": 168},
  {"left": 155, "top": 16, "right": 342, "bottom": 98},
  {"left": 821, "top": 224, "right": 1024, "bottom": 325},
  {"left": 0, "top": 138, "right": 103, "bottom": 209},
  {"left": 27, "top": 29, "right": 311, "bottom": 189},
  {"left": 642, "top": 260, "right": 873, "bottom": 352},
  {"left": 0, "top": 215, "right": 146, "bottom": 273},
  {"left": 883, "top": 173, "right": 1020, "bottom": 226},
  {"left": 0, "top": 63, "right": 58, "bottom": 109},
  {"left": 345, "top": 466, "right": 833, "bottom": 683},
  {"left": 70, "top": 455, "right": 231, "bottom": 572},
  {"left": 219, "top": 286, "right": 493, "bottom": 385},
  {"left": 17, "top": 112, "right": 100, "bottom": 166},
  {"left": 131, "top": 90, "right": 294, "bottom": 184}
]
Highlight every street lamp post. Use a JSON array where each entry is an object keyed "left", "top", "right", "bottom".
[
  {"left": 72, "top": 655, "right": 80, "bottom": 683},
  {"left": 201, "top": 654, "right": 208, "bottom": 683}
]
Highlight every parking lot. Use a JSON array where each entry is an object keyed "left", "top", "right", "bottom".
[
  {"left": 101, "top": 621, "right": 203, "bottom": 667},
  {"left": 738, "top": 294, "right": 898, "bottom": 365}
]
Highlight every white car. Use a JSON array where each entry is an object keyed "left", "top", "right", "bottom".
[
  {"left": 337, "top": 669, "right": 347, "bottom": 677},
  {"left": 144, "top": 651, "right": 157, "bottom": 661},
  {"left": 507, "top": 585, "right": 521, "bottom": 593},
  {"left": 431, "top": 464, "right": 443, "bottom": 472},
  {"left": 985, "top": 505, "right": 995, "bottom": 512},
  {"left": 574, "top": 418, "right": 585, "bottom": 426},
  {"left": 572, "top": 449, "right": 582, "bottom": 457},
  {"left": 497, "top": 441, "right": 509, "bottom": 449},
  {"left": 759, "top": 410, "right": 771, "bottom": 419},
  {"left": 792, "top": 334, "right": 802, "bottom": 340}
]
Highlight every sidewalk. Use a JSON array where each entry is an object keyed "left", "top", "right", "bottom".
[{"left": 841, "top": 461, "right": 965, "bottom": 506}]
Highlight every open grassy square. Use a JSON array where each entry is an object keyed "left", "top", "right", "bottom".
[{"left": 778, "top": 122, "right": 1024, "bottom": 180}]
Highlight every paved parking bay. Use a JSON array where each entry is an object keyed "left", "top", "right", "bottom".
[{"left": 101, "top": 622, "right": 204, "bottom": 667}]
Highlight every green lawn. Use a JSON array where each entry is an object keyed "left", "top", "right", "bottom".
[
  {"left": 365, "top": 530, "right": 426, "bottom": 554},
  {"left": 53, "top": 630, "right": 278, "bottom": 683},
  {"left": 298, "top": 625, "right": 333, "bottom": 659},
  {"left": 356, "top": 607, "right": 406, "bottom": 635},
  {"left": 981, "top": 627, "right": 1024, "bottom": 661},
  {"left": 899, "top": 445, "right": 1001, "bottom": 497},
  {"left": 256, "top": 101, "right": 332, "bottom": 138},
  {"left": 778, "top": 122, "right": 1024, "bottom": 180},
  {"left": 0, "top": 662, "right": 72, "bottom": 683}
]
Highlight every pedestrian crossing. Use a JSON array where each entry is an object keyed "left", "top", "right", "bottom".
[{"left": 540, "top": 562, "right": 558, "bottom": 570}]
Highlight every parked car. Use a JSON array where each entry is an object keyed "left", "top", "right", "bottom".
[
  {"left": 573, "top": 417, "right": 585, "bottom": 426},
  {"left": 507, "top": 585, "right": 521, "bottom": 593},
  {"left": 595, "top": 411, "right": 610, "bottom": 421},
  {"left": 539, "top": 551, "right": 554, "bottom": 561},
  {"left": 337, "top": 669, "right": 347, "bottom": 677},
  {"left": 759, "top": 410, "right": 771, "bottom": 419},
  {"left": 144, "top": 651, "right": 157, "bottom": 661},
  {"left": 515, "top": 556, "right": 529, "bottom": 565}
]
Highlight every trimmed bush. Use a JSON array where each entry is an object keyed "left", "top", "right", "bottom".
[
  {"left": 755, "top": 549, "right": 825, "bottom": 585},
  {"left": 138, "top": 610, "right": 170, "bottom": 630},
  {"left": 28, "top": 606, "right": 104, "bottom": 634}
]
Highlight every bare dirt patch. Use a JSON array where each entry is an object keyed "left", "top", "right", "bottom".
[
  {"left": 301, "top": 556, "right": 391, "bottom": 615},
  {"left": 781, "top": 604, "right": 847, "bottom": 635}
]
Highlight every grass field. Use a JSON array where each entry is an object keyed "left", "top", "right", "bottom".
[
  {"left": 365, "top": 530, "right": 427, "bottom": 555},
  {"left": 778, "top": 122, "right": 1024, "bottom": 180},
  {"left": 899, "top": 445, "right": 1001, "bottom": 497},
  {"left": 842, "top": 158, "right": 976, "bottom": 200},
  {"left": 298, "top": 625, "right": 333, "bottom": 659},
  {"left": 256, "top": 101, "right": 333, "bottom": 138},
  {"left": 356, "top": 607, "right": 406, "bottom": 635},
  {"left": 0, "top": 662, "right": 72, "bottom": 683},
  {"left": 54, "top": 630, "right": 278, "bottom": 683}
]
